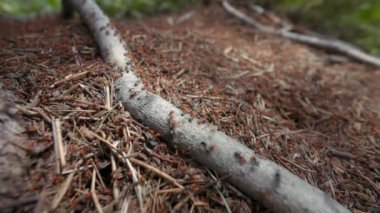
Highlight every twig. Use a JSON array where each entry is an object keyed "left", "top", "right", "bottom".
[
  {"left": 103, "top": 187, "right": 128, "bottom": 212},
  {"left": 61, "top": 153, "right": 95, "bottom": 175},
  {"left": 125, "top": 143, "right": 144, "bottom": 212},
  {"left": 51, "top": 172, "right": 74, "bottom": 210},
  {"left": 197, "top": 173, "right": 232, "bottom": 192},
  {"left": 157, "top": 187, "right": 184, "bottom": 194},
  {"left": 173, "top": 69, "right": 188, "bottom": 79},
  {"left": 17, "top": 105, "right": 39, "bottom": 117},
  {"left": 50, "top": 70, "right": 89, "bottom": 88},
  {"left": 279, "top": 156, "right": 316, "bottom": 173},
  {"left": 143, "top": 144, "right": 179, "bottom": 164},
  {"left": 152, "top": 179, "right": 161, "bottom": 213},
  {"left": 222, "top": 0, "right": 380, "bottom": 67},
  {"left": 91, "top": 169, "right": 104, "bottom": 213},
  {"left": 92, "top": 160, "right": 107, "bottom": 191},
  {"left": 111, "top": 154, "right": 120, "bottom": 199},
  {"left": 206, "top": 170, "right": 232, "bottom": 213},
  {"left": 172, "top": 194, "right": 192, "bottom": 212},
  {"left": 120, "top": 194, "right": 130, "bottom": 213},
  {"left": 328, "top": 148, "right": 355, "bottom": 160},
  {"left": 104, "top": 85, "right": 112, "bottom": 111},
  {"left": 356, "top": 169, "right": 380, "bottom": 194},
  {"left": 216, "top": 187, "right": 232, "bottom": 213},
  {"left": 32, "top": 107, "right": 51, "bottom": 123},
  {"left": 328, "top": 180, "right": 336, "bottom": 200},
  {"left": 52, "top": 117, "right": 66, "bottom": 174},
  {"left": 61, "top": 165, "right": 93, "bottom": 175},
  {"left": 29, "top": 90, "right": 42, "bottom": 107},
  {"left": 129, "top": 158, "right": 184, "bottom": 189},
  {"left": 86, "top": 128, "right": 183, "bottom": 191},
  {"left": 51, "top": 156, "right": 88, "bottom": 210}
]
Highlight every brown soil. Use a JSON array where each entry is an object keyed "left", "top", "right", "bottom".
[{"left": 0, "top": 4, "right": 379, "bottom": 213}]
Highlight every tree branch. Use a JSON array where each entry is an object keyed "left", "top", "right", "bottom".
[
  {"left": 222, "top": 0, "right": 380, "bottom": 68},
  {"left": 64, "top": 0, "right": 350, "bottom": 212}
]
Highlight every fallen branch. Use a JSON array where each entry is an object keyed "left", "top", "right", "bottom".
[
  {"left": 64, "top": 0, "right": 349, "bottom": 212},
  {"left": 222, "top": 0, "right": 380, "bottom": 68}
]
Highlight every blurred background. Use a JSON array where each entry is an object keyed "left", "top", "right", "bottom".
[{"left": 1, "top": 0, "right": 379, "bottom": 55}]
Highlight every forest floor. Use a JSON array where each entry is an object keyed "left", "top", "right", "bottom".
[{"left": 0, "top": 3, "right": 379, "bottom": 213}]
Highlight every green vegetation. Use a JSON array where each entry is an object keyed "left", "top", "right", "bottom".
[
  {"left": 1, "top": 0, "right": 379, "bottom": 54},
  {"left": 0, "top": 0, "right": 195, "bottom": 18},
  {"left": 96, "top": 0, "right": 196, "bottom": 18},
  {"left": 0, "top": 0, "right": 61, "bottom": 15}
]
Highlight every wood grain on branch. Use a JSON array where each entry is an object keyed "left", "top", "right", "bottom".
[
  {"left": 222, "top": 0, "right": 380, "bottom": 68},
  {"left": 64, "top": 0, "right": 350, "bottom": 212}
]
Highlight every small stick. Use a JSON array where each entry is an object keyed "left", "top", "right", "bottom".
[
  {"left": 356, "top": 169, "right": 380, "bottom": 193},
  {"left": 120, "top": 195, "right": 130, "bottom": 213},
  {"left": 111, "top": 154, "right": 120, "bottom": 199},
  {"left": 51, "top": 173, "right": 74, "bottom": 210},
  {"left": 104, "top": 85, "right": 112, "bottom": 111},
  {"left": 204, "top": 170, "right": 232, "bottom": 213},
  {"left": 279, "top": 156, "right": 316, "bottom": 172},
  {"left": 50, "top": 70, "right": 89, "bottom": 88},
  {"left": 173, "top": 69, "right": 188, "bottom": 79},
  {"left": 143, "top": 144, "right": 179, "bottom": 164},
  {"left": 172, "top": 194, "right": 192, "bottom": 212},
  {"left": 17, "top": 105, "right": 38, "bottom": 117},
  {"left": 157, "top": 187, "right": 184, "bottom": 194},
  {"left": 111, "top": 141, "right": 120, "bottom": 200},
  {"left": 216, "top": 187, "right": 232, "bottom": 213},
  {"left": 34, "top": 107, "right": 52, "bottom": 123},
  {"left": 103, "top": 187, "right": 128, "bottom": 212},
  {"left": 91, "top": 169, "right": 104, "bottom": 213},
  {"left": 51, "top": 158, "right": 86, "bottom": 210},
  {"left": 328, "top": 148, "right": 355, "bottom": 160},
  {"left": 92, "top": 160, "right": 107, "bottom": 191},
  {"left": 52, "top": 118, "right": 66, "bottom": 174},
  {"left": 29, "top": 90, "right": 42, "bottom": 107},
  {"left": 61, "top": 153, "right": 95, "bottom": 175},
  {"left": 61, "top": 165, "right": 93, "bottom": 175},
  {"left": 152, "top": 179, "right": 161, "bottom": 213},
  {"left": 52, "top": 118, "right": 61, "bottom": 174},
  {"left": 328, "top": 180, "right": 336, "bottom": 199},
  {"left": 129, "top": 158, "right": 184, "bottom": 189},
  {"left": 125, "top": 157, "right": 144, "bottom": 212}
]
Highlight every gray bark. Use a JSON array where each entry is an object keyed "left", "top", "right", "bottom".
[
  {"left": 0, "top": 85, "right": 28, "bottom": 212},
  {"left": 65, "top": 0, "right": 350, "bottom": 212}
]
